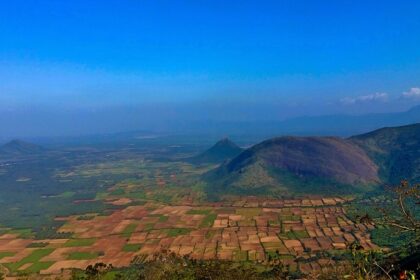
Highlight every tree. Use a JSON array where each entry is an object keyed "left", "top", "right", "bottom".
[{"left": 369, "top": 180, "right": 420, "bottom": 277}]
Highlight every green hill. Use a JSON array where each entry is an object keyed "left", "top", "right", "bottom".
[
  {"left": 350, "top": 123, "right": 420, "bottom": 184},
  {"left": 204, "top": 123, "right": 419, "bottom": 196},
  {"left": 0, "top": 139, "right": 45, "bottom": 157},
  {"left": 204, "top": 136, "right": 380, "bottom": 196},
  {"left": 188, "top": 138, "right": 243, "bottom": 164}
]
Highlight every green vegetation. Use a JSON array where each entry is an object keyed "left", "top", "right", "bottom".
[
  {"left": 185, "top": 208, "right": 216, "bottom": 228},
  {"left": 205, "top": 230, "right": 216, "bottom": 239},
  {"left": 286, "top": 230, "right": 309, "bottom": 239},
  {"left": 150, "top": 193, "right": 172, "bottom": 204},
  {"left": 188, "top": 138, "right": 243, "bottom": 164},
  {"left": 64, "top": 238, "right": 96, "bottom": 247},
  {"left": 24, "top": 262, "right": 55, "bottom": 273},
  {"left": 0, "top": 251, "right": 15, "bottom": 260},
  {"left": 4, "top": 248, "right": 54, "bottom": 273},
  {"left": 27, "top": 242, "right": 48, "bottom": 248},
  {"left": 279, "top": 215, "right": 300, "bottom": 222},
  {"left": 351, "top": 124, "right": 420, "bottom": 184},
  {"left": 125, "top": 191, "right": 146, "bottom": 200},
  {"left": 144, "top": 223, "right": 154, "bottom": 231},
  {"left": 122, "top": 243, "right": 142, "bottom": 252},
  {"left": 95, "top": 191, "right": 108, "bottom": 200},
  {"left": 121, "top": 223, "right": 137, "bottom": 238},
  {"left": 77, "top": 215, "right": 95, "bottom": 220},
  {"left": 110, "top": 188, "right": 125, "bottom": 196},
  {"left": 370, "top": 226, "right": 415, "bottom": 248},
  {"left": 7, "top": 228, "right": 33, "bottom": 239},
  {"left": 148, "top": 214, "right": 169, "bottom": 222},
  {"left": 57, "top": 191, "right": 75, "bottom": 198},
  {"left": 71, "top": 253, "right": 293, "bottom": 280},
  {"left": 0, "top": 132, "right": 418, "bottom": 279},
  {"left": 159, "top": 215, "right": 168, "bottom": 222},
  {"left": 200, "top": 213, "right": 217, "bottom": 228},
  {"left": 237, "top": 208, "right": 261, "bottom": 219},
  {"left": 166, "top": 228, "right": 191, "bottom": 237},
  {"left": 202, "top": 129, "right": 418, "bottom": 197},
  {"left": 68, "top": 252, "right": 99, "bottom": 260},
  {"left": 232, "top": 250, "right": 248, "bottom": 261}
]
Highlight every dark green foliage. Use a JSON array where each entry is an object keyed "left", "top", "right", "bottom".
[
  {"left": 72, "top": 253, "right": 292, "bottom": 280},
  {"left": 72, "top": 262, "right": 113, "bottom": 280},
  {"left": 27, "top": 242, "right": 48, "bottom": 248},
  {"left": 0, "top": 148, "right": 135, "bottom": 233}
]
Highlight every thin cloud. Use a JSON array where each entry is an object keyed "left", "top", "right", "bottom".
[
  {"left": 401, "top": 87, "right": 420, "bottom": 99},
  {"left": 340, "top": 92, "right": 388, "bottom": 105}
]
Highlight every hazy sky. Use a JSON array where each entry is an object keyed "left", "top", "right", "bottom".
[{"left": 1, "top": 0, "right": 420, "bottom": 137}]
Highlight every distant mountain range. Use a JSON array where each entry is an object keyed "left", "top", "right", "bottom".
[
  {"left": 5, "top": 105, "right": 418, "bottom": 148},
  {"left": 275, "top": 105, "right": 420, "bottom": 137},
  {"left": 174, "top": 105, "right": 420, "bottom": 138},
  {"left": 203, "top": 123, "right": 420, "bottom": 196}
]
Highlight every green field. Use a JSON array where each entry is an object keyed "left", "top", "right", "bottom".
[
  {"left": 200, "top": 213, "right": 217, "bottom": 228},
  {"left": 4, "top": 248, "right": 54, "bottom": 273},
  {"left": 64, "top": 238, "right": 97, "bottom": 247},
  {"left": 166, "top": 228, "right": 191, "bottom": 237},
  {"left": 121, "top": 223, "right": 138, "bottom": 238},
  {"left": 0, "top": 251, "right": 15, "bottom": 260},
  {"left": 122, "top": 244, "right": 142, "bottom": 252},
  {"left": 68, "top": 252, "right": 100, "bottom": 260}
]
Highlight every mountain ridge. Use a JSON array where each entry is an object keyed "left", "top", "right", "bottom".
[
  {"left": 204, "top": 123, "right": 419, "bottom": 196},
  {"left": 187, "top": 138, "right": 243, "bottom": 164}
]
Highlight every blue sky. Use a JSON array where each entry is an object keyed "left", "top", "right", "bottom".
[{"left": 0, "top": 0, "right": 420, "bottom": 136}]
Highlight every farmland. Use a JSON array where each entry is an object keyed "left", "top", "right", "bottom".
[
  {"left": 0, "top": 183, "right": 378, "bottom": 277},
  {"left": 0, "top": 140, "right": 385, "bottom": 277}
]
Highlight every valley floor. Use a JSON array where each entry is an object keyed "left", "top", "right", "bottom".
[{"left": 0, "top": 196, "right": 378, "bottom": 277}]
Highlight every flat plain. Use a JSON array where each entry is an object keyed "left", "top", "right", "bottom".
[{"left": 0, "top": 141, "right": 381, "bottom": 277}]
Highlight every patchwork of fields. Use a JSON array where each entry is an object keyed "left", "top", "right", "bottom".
[
  {"left": 0, "top": 143, "right": 386, "bottom": 278},
  {"left": 0, "top": 196, "right": 377, "bottom": 275}
]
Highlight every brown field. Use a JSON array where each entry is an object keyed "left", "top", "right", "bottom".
[{"left": 0, "top": 196, "right": 377, "bottom": 275}]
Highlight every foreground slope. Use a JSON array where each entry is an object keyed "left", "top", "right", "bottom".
[{"left": 350, "top": 123, "right": 420, "bottom": 184}]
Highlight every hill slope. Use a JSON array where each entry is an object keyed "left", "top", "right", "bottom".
[
  {"left": 0, "top": 140, "right": 44, "bottom": 157},
  {"left": 350, "top": 123, "right": 420, "bottom": 184},
  {"left": 204, "top": 123, "right": 419, "bottom": 196},
  {"left": 204, "top": 136, "right": 380, "bottom": 195},
  {"left": 188, "top": 138, "right": 243, "bottom": 164}
]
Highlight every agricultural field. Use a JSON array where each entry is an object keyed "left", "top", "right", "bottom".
[
  {"left": 0, "top": 190, "right": 377, "bottom": 276},
  {"left": 0, "top": 142, "right": 383, "bottom": 277}
]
